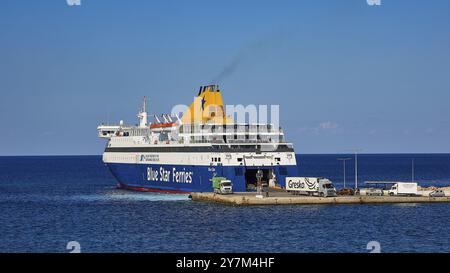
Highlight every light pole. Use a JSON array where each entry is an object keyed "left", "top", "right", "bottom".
[
  {"left": 355, "top": 152, "right": 358, "bottom": 189},
  {"left": 411, "top": 158, "right": 415, "bottom": 182},
  {"left": 349, "top": 148, "right": 362, "bottom": 190},
  {"left": 338, "top": 158, "right": 351, "bottom": 188}
]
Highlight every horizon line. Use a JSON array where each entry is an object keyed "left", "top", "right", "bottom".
[{"left": 1, "top": 152, "right": 450, "bottom": 157}]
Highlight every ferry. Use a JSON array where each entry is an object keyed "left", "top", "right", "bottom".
[{"left": 97, "top": 85, "right": 298, "bottom": 193}]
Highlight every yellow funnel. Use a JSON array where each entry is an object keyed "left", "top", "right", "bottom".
[{"left": 181, "top": 85, "right": 234, "bottom": 124}]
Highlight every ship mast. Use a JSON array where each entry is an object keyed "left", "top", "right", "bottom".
[{"left": 138, "top": 96, "right": 148, "bottom": 127}]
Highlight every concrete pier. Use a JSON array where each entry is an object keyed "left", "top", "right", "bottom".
[{"left": 190, "top": 192, "right": 450, "bottom": 206}]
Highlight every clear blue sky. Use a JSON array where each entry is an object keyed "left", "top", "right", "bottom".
[{"left": 1, "top": 0, "right": 449, "bottom": 155}]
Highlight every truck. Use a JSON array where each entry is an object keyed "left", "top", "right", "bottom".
[
  {"left": 211, "top": 177, "right": 233, "bottom": 194},
  {"left": 388, "top": 182, "right": 418, "bottom": 196},
  {"left": 285, "top": 177, "right": 337, "bottom": 197}
]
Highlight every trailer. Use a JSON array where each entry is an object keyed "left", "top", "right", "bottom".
[{"left": 285, "top": 177, "right": 337, "bottom": 197}]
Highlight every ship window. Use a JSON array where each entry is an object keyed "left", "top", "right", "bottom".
[
  {"left": 218, "top": 158, "right": 221, "bottom": 162},
  {"left": 237, "top": 158, "right": 243, "bottom": 162}
]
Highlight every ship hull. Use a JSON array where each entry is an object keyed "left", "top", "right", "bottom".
[{"left": 106, "top": 162, "right": 298, "bottom": 193}]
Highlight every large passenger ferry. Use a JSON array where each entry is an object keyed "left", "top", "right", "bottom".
[{"left": 97, "top": 85, "right": 298, "bottom": 193}]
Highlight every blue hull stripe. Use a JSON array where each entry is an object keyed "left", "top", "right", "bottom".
[{"left": 106, "top": 163, "right": 298, "bottom": 192}]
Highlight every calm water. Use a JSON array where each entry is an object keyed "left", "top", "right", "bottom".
[{"left": 1, "top": 154, "right": 450, "bottom": 253}]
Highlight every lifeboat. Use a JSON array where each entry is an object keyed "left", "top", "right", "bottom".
[{"left": 150, "top": 122, "right": 176, "bottom": 129}]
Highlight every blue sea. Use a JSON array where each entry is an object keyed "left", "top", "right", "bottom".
[{"left": 1, "top": 154, "right": 450, "bottom": 253}]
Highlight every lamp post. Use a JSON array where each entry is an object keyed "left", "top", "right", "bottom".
[
  {"left": 355, "top": 152, "right": 358, "bottom": 189},
  {"left": 348, "top": 148, "right": 362, "bottom": 190},
  {"left": 338, "top": 158, "right": 352, "bottom": 188}
]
